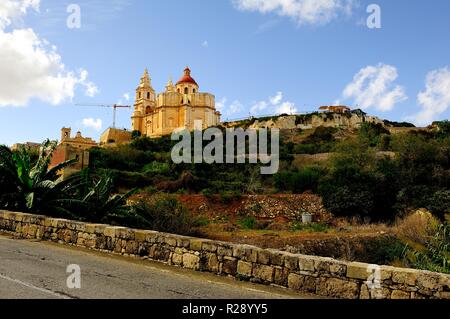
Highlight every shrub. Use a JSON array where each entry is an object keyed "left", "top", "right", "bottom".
[
  {"left": 201, "top": 188, "right": 214, "bottom": 198},
  {"left": 428, "top": 190, "right": 450, "bottom": 220},
  {"left": 358, "top": 122, "right": 390, "bottom": 147},
  {"left": 238, "top": 217, "right": 257, "bottom": 229},
  {"left": 395, "top": 210, "right": 441, "bottom": 245},
  {"left": 122, "top": 194, "right": 200, "bottom": 235},
  {"left": 220, "top": 190, "right": 242, "bottom": 203},
  {"left": 142, "top": 161, "right": 170, "bottom": 175},
  {"left": 274, "top": 167, "right": 323, "bottom": 193}
]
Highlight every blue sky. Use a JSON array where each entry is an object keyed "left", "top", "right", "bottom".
[{"left": 0, "top": 0, "right": 449, "bottom": 146}]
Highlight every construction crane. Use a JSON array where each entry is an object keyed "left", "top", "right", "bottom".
[{"left": 75, "top": 103, "right": 131, "bottom": 129}]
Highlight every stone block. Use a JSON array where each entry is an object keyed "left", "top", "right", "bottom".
[
  {"left": 233, "top": 245, "right": 258, "bottom": 263},
  {"left": 391, "top": 290, "right": 411, "bottom": 299},
  {"left": 330, "top": 261, "right": 347, "bottom": 277},
  {"left": 205, "top": 253, "right": 219, "bottom": 273},
  {"left": 190, "top": 239, "right": 206, "bottom": 251},
  {"left": 347, "top": 262, "right": 374, "bottom": 280},
  {"left": 172, "top": 253, "right": 183, "bottom": 265},
  {"left": 183, "top": 253, "right": 200, "bottom": 270},
  {"left": 237, "top": 261, "right": 253, "bottom": 277},
  {"left": 252, "top": 264, "right": 274, "bottom": 283},
  {"left": 217, "top": 244, "right": 233, "bottom": 257},
  {"left": 222, "top": 257, "right": 238, "bottom": 275},
  {"left": 416, "top": 272, "right": 441, "bottom": 291},
  {"left": 266, "top": 249, "right": 284, "bottom": 266},
  {"left": 273, "top": 266, "right": 289, "bottom": 286},
  {"left": 316, "top": 278, "right": 360, "bottom": 299},
  {"left": 257, "top": 250, "right": 272, "bottom": 265},
  {"left": 392, "top": 269, "right": 418, "bottom": 286},
  {"left": 283, "top": 253, "right": 299, "bottom": 271},
  {"left": 288, "top": 273, "right": 316, "bottom": 293},
  {"left": 202, "top": 242, "right": 218, "bottom": 252}
]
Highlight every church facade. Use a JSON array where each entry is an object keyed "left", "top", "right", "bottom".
[{"left": 131, "top": 67, "right": 221, "bottom": 138}]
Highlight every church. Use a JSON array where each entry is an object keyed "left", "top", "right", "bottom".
[{"left": 131, "top": 67, "right": 221, "bottom": 138}]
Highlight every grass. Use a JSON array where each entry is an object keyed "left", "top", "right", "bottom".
[{"left": 291, "top": 222, "right": 330, "bottom": 233}]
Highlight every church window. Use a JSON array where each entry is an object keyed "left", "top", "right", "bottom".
[
  {"left": 193, "top": 89, "right": 196, "bottom": 93},
  {"left": 184, "top": 87, "right": 188, "bottom": 94},
  {"left": 147, "top": 92, "right": 150, "bottom": 99}
]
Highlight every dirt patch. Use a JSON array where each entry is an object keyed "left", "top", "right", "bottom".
[{"left": 178, "top": 193, "right": 332, "bottom": 224}]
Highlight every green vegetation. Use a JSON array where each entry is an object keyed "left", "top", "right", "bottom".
[
  {"left": 0, "top": 140, "right": 198, "bottom": 234},
  {"left": 238, "top": 216, "right": 258, "bottom": 230},
  {"left": 291, "top": 222, "right": 329, "bottom": 233},
  {"left": 293, "top": 126, "right": 337, "bottom": 154},
  {"left": 401, "top": 223, "right": 450, "bottom": 274}
]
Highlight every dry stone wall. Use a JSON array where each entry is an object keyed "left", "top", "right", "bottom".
[{"left": 0, "top": 210, "right": 449, "bottom": 299}]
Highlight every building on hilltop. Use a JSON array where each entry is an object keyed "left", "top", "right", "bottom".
[
  {"left": 131, "top": 67, "right": 221, "bottom": 138},
  {"left": 319, "top": 105, "right": 351, "bottom": 114},
  {"left": 49, "top": 128, "right": 98, "bottom": 179},
  {"left": 100, "top": 127, "right": 132, "bottom": 146},
  {"left": 10, "top": 142, "right": 41, "bottom": 152}
]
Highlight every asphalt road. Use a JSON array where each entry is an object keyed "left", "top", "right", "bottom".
[{"left": 0, "top": 234, "right": 312, "bottom": 299}]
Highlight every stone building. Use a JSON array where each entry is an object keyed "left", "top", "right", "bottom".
[
  {"left": 131, "top": 67, "right": 221, "bottom": 138},
  {"left": 49, "top": 128, "right": 98, "bottom": 178},
  {"left": 100, "top": 127, "right": 132, "bottom": 146},
  {"left": 319, "top": 106, "right": 351, "bottom": 114}
]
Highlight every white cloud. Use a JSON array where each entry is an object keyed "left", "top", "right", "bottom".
[
  {"left": 0, "top": 0, "right": 98, "bottom": 107},
  {"left": 232, "top": 0, "right": 355, "bottom": 26},
  {"left": 217, "top": 97, "right": 244, "bottom": 119},
  {"left": 251, "top": 92, "right": 297, "bottom": 115},
  {"left": 342, "top": 63, "right": 407, "bottom": 112},
  {"left": 0, "top": 0, "right": 39, "bottom": 29},
  {"left": 82, "top": 118, "right": 102, "bottom": 131},
  {"left": 270, "top": 91, "right": 283, "bottom": 105},
  {"left": 123, "top": 93, "right": 130, "bottom": 101},
  {"left": 276, "top": 101, "right": 296, "bottom": 114},
  {"left": 409, "top": 67, "right": 450, "bottom": 126},
  {"left": 201, "top": 40, "right": 208, "bottom": 47}
]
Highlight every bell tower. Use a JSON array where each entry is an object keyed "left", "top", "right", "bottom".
[{"left": 132, "top": 68, "right": 156, "bottom": 132}]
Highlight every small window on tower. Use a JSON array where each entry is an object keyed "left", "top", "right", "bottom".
[
  {"left": 184, "top": 87, "right": 188, "bottom": 94},
  {"left": 139, "top": 92, "right": 141, "bottom": 98},
  {"left": 147, "top": 92, "right": 150, "bottom": 99},
  {"left": 193, "top": 89, "right": 196, "bottom": 93}
]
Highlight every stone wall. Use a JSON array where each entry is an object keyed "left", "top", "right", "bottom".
[{"left": 0, "top": 210, "right": 449, "bottom": 299}]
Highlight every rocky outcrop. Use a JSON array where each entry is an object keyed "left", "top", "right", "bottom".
[{"left": 225, "top": 112, "right": 385, "bottom": 131}]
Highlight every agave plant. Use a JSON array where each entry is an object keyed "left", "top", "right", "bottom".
[
  {"left": 0, "top": 140, "right": 78, "bottom": 215},
  {"left": 75, "top": 173, "right": 137, "bottom": 223}
]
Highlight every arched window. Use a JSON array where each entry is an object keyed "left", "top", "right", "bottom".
[
  {"left": 184, "top": 87, "right": 189, "bottom": 94},
  {"left": 146, "top": 106, "right": 151, "bottom": 114},
  {"left": 147, "top": 92, "right": 150, "bottom": 99},
  {"left": 139, "top": 92, "right": 141, "bottom": 98},
  {"left": 193, "top": 89, "right": 196, "bottom": 93},
  {"left": 177, "top": 88, "right": 180, "bottom": 93}
]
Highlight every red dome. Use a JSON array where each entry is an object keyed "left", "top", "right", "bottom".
[{"left": 176, "top": 67, "right": 198, "bottom": 86}]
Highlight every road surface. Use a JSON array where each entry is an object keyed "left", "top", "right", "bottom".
[{"left": 0, "top": 234, "right": 312, "bottom": 299}]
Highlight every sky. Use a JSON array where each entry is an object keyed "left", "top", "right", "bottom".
[{"left": 0, "top": 0, "right": 449, "bottom": 146}]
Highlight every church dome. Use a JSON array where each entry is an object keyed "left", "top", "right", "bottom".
[{"left": 176, "top": 67, "right": 198, "bottom": 86}]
